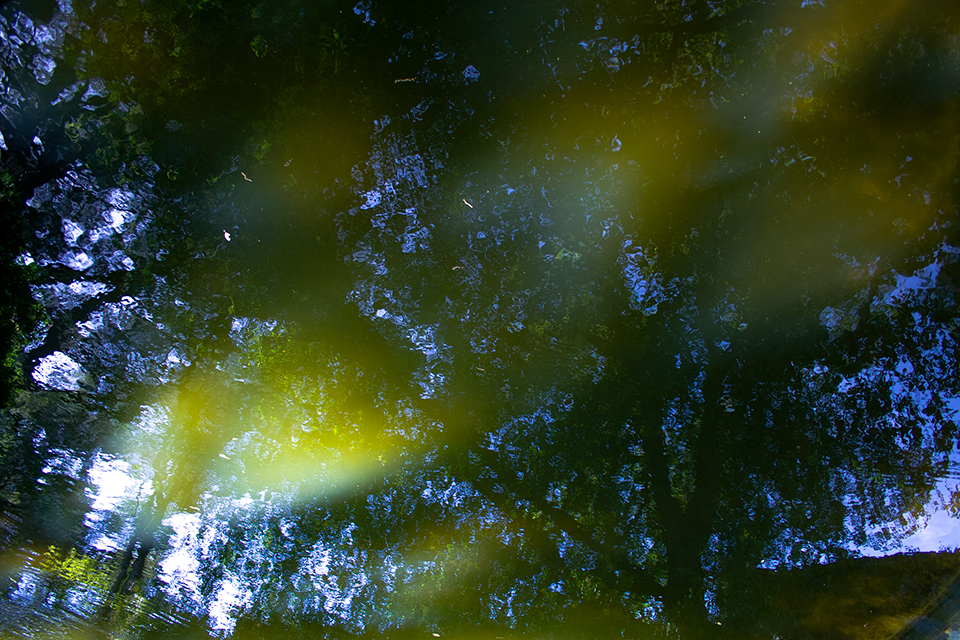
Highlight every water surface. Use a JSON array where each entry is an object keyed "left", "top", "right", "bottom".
[{"left": 1, "top": 0, "right": 959, "bottom": 638}]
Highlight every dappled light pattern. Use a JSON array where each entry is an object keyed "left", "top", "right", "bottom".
[{"left": 1, "top": 0, "right": 960, "bottom": 638}]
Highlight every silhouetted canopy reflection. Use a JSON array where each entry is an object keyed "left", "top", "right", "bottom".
[{"left": 1, "top": 0, "right": 959, "bottom": 638}]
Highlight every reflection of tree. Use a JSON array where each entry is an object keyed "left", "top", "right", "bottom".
[
  {"left": 0, "top": 0, "right": 959, "bottom": 637},
  {"left": 358, "top": 1, "right": 960, "bottom": 634}
]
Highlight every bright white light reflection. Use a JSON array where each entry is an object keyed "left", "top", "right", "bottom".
[
  {"left": 860, "top": 473, "right": 960, "bottom": 558},
  {"left": 159, "top": 512, "right": 204, "bottom": 605},
  {"left": 104, "top": 187, "right": 137, "bottom": 230},
  {"left": 87, "top": 455, "right": 143, "bottom": 511},
  {"left": 902, "top": 508, "right": 960, "bottom": 552},
  {"left": 84, "top": 453, "right": 151, "bottom": 551},
  {"left": 209, "top": 577, "right": 253, "bottom": 634},
  {"left": 32, "top": 351, "right": 86, "bottom": 390},
  {"left": 887, "top": 400, "right": 960, "bottom": 555},
  {"left": 301, "top": 529, "right": 369, "bottom": 624}
]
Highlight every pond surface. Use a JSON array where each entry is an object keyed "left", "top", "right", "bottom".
[{"left": 1, "top": 0, "right": 960, "bottom": 638}]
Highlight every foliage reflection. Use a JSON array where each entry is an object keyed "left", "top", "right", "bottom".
[{"left": 0, "top": 0, "right": 959, "bottom": 638}]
